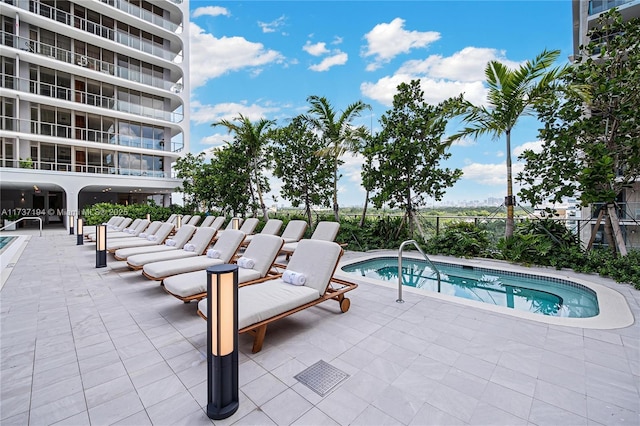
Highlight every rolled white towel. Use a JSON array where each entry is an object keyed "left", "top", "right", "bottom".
[
  {"left": 108, "top": 225, "right": 116, "bottom": 230},
  {"left": 147, "top": 235, "right": 158, "bottom": 241},
  {"left": 139, "top": 233, "right": 147, "bottom": 238},
  {"left": 282, "top": 270, "right": 306, "bottom": 286},
  {"left": 184, "top": 243, "right": 196, "bottom": 252},
  {"left": 165, "top": 239, "right": 176, "bottom": 246},
  {"left": 237, "top": 257, "right": 255, "bottom": 269},
  {"left": 125, "top": 229, "right": 134, "bottom": 234},
  {"left": 206, "top": 249, "right": 221, "bottom": 259}
]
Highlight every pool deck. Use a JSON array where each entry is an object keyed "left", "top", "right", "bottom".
[{"left": 1, "top": 229, "right": 639, "bottom": 425}]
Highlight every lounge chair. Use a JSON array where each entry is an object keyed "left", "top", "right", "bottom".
[
  {"left": 126, "top": 226, "right": 217, "bottom": 270},
  {"left": 209, "top": 216, "right": 226, "bottom": 229},
  {"left": 242, "top": 219, "right": 283, "bottom": 246},
  {"left": 83, "top": 216, "right": 123, "bottom": 237},
  {"left": 224, "top": 217, "right": 244, "bottom": 230},
  {"left": 106, "top": 222, "right": 174, "bottom": 252},
  {"left": 163, "top": 234, "right": 284, "bottom": 303},
  {"left": 280, "top": 221, "right": 340, "bottom": 258},
  {"left": 196, "top": 240, "right": 357, "bottom": 353},
  {"left": 199, "top": 216, "right": 216, "bottom": 227},
  {"left": 101, "top": 219, "right": 150, "bottom": 239},
  {"left": 279, "top": 220, "right": 308, "bottom": 243},
  {"left": 166, "top": 214, "right": 178, "bottom": 224},
  {"left": 113, "top": 224, "right": 197, "bottom": 261},
  {"left": 86, "top": 217, "right": 133, "bottom": 241},
  {"left": 213, "top": 218, "right": 257, "bottom": 241},
  {"left": 187, "top": 215, "right": 201, "bottom": 226},
  {"left": 141, "top": 229, "right": 245, "bottom": 281}
]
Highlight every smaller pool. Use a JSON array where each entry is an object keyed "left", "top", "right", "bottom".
[
  {"left": 342, "top": 257, "right": 599, "bottom": 318},
  {"left": 0, "top": 236, "right": 16, "bottom": 251}
]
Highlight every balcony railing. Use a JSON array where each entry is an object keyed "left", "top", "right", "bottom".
[
  {"left": 98, "top": 0, "right": 181, "bottom": 32},
  {"left": 591, "top": 202, "right": 640, "bottom": 220},
  {"left": 1, "top": 159, "right": 171, "bottom": 178},
  {"left": 589, "top": 0, "right": 636, "bottom": 15},
  {"left": 10, "top": 0, "right": 182, "bottom": 60},
  {"left": 3, "top": 32, "right": 181, "bottom": 92},
  {"left": 1, "top": 116, "right": 184, "bottom": 153},
  {"left": 1, "top": 69, "right": 184, "bottom": 123}
]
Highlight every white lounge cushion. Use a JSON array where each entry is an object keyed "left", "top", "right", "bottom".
[
  {"left": 164, "top": 268, "right": 262, "bottom": 298},
  {"left": 142, "top": 230, "right": 244, "bottom": 279},
  {"left": 198, "top": 282, "right": 319, "bottom": 329},
  {"left": 279, "top": 220, "right": 307, "bottom": 243},
  {"left": 114, "top": 244, "right": 177, "bottom": 260},
  {"left": 127, "top": 249, "right": 198, "bottom": 268},
  {"left": 186, "top": 227, "right": 217, "bottom": 254},
  {"left": 169, "top": 225, "right": 197, "bottom": 248},
  {"left": 107, "top": 223, "right": 174, "bottom": 251}
]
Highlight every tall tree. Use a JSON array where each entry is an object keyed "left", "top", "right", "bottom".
[
  {"left": 212, "top": 114, "right": 275, "bottom": 221},
  {"left": 173, "top": 152, "right": 206, "bottom": 211},
  {"left": 448, "top": 49, "right": 570, "bottom": 238},
  {"left": 518, "top": 9, "right": 640, "bottom": 255},
  {"left": 365, "top": 80, "right": 463, "bottom": 237},
  {"left": 304, "top": 95, "right": 371, "bottom": 221},
  {"left": 208, "top": 143, "right": 253, "bottom": 217},
  {"left": 268, "top": 117, "right": 333, "bottom": 225}
]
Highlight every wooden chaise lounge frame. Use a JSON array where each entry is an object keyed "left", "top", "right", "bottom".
[{"left": 197, "top": 248, "right": 357, "bottom": 353}]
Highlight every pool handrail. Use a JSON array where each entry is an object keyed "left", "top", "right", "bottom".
[
  {"left": 0, "top": 217, "right": 43, "bottom": 236},
  {"left": 397, "top": 240, "right": 441, "bottom": 303}
]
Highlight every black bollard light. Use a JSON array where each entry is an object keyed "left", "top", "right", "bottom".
[
  {"left": 96, "top": 224, "right": 107, "bottom": 268},
  {"left": 76, "top": 218, "right": 84, "bottom": 245},
  {"left": 70, "top": 215, "right": 75, "bottom": 235},
  {"left": 206, "top": 264, "right": 239, "bottom": 420}
]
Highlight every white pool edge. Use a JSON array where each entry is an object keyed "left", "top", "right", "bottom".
[
  {"left": 335, "top": 252, "right": 635, "bottom": 330},
  {"left": 0, "top": 235, "right": 31, "bottom": 292}
]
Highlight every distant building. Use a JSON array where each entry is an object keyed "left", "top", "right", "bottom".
[
  {"left": 0, "top": 0, "right": 189, "bottom": 229},
  {"left": 572, "top": 0, "right": 640, "bottom": 249}
]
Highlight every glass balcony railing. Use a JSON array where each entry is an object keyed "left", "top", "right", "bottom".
[
  {"left": 589, "top": 0, "right": 636, "bottom": 15},
  {"left": 0, "top": 115, "right": 184, "bottom": 153},
  {"left": 1, "top": 67, "right": 184, "bottom": 123},
  {"left": 10, "top": 0, "right": 182, "bottom": 61},
  {"left": 98, "top": 0, "right": 181, "bottom": 32},
  {"left": 1, "top": 159, "right": 171, "bottom": 178},
  {"left": 3, "top": 32, "right": 182, "bottom": 92}
]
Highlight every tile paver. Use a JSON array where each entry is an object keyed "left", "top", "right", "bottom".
[{"left": 1, "top": 229, "right": 639, "bottom": 425}]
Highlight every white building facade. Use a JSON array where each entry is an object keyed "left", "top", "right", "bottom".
[
  {"left": 0, "top": 0, "right": 189, "bottom": 229},
  {"left": 572, "top": 0, "right": 640, "bottom": 249}
]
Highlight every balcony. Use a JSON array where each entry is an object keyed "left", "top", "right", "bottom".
[
  {"left": 1, "top": 69, "right": 184, "bottom": 123},
  {"left": 9, "top": 0, "right": 182, "bottom": 61},
  {"left": 1, "top": 159, "right": 171, "bottom": 178},
  {"left": 0, "top": 116, "right": 184, "bottom": 153},
  {"left": 589, "top": 0, "right": 639, "bottom": 15},
  {"left": 3, "top": 32, "right": 182, "bottom": 92},
  {"left": 98, "top": 0, "right": 181, "bottom": 32}
]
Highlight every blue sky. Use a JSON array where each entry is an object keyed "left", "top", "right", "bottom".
[{"left": 186, "top": 1, "right": 573, "bottom": 207}]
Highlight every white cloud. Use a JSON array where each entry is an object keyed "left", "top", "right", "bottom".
[
  {"left": 258, "top": 15, "right": 287, "bottom": 34},
  {"left": 360, "top": 46, "right": 524, "bottom": 107},
  {"left": 496, "top": 151, "right": 504, "bottom": 158},
  {"left": 363, "top": 18, "right": 440, "bottom": 71},
  {"left": 361, "top": 75, "right": 487, "bottom": 106},
  {"left": 192, "top": 6, "right": 230, "bottom": 18},
  {"left": 451, "top": 137, "right": 477, "bottom": 147},
  {"left": 200, "top": 133, "right": 230, "bottom": 147},
  {"left": 303, "top": 41, "right": 329, "bottom": 56},
  {"left": 309, "top": 52, "right": 348, "bottom": 72},
  {"left": 513, "top": 140, "right": 544, "bottom": 157},
  {"left": 189, "top": 23, "right": 285, "bottom": 88},
  {"left": 397, "top": 47, "right": 522, "bottom": 82},
  {"left": 461, "top": 162, "right": 524, "bottom": 186},
  {"left": 190, "top": 100, "right": 279, "bottom": 125}
]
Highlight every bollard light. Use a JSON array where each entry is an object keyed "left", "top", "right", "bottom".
[
  {"left": 146, "top": 213, "right": 151, "bottom": 222},
  {"left": 76, "top": 218, "right": 84, "bottom": 245},
  {"left": 206, "top": 264, "right": 239, "bottom": 420},
  {"left": 232, "top": 218, "right": 240, "bottom": 230},
  {"left": 70, "top": 215, "right": 75, "bottom": 235},
  {"left": 96, "top": 224, "right": 107, "bottom": 268},
  {"left": 176, "top": 215, "right": 182, "bottom": 229}
]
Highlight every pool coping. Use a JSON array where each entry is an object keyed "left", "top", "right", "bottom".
[
  {"left": 334, "top": 250, "right": 635, "bottom": 330},
  {"left": 0, "top": 234, "right": 31, "bottom": 291}
]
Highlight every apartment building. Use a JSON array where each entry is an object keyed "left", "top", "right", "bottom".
[
  {"left": 572, "top": 0, "right": 640, "bottom": 248},
  {"left": 0, "top": 0, "right": 189, "bottom": 229}
]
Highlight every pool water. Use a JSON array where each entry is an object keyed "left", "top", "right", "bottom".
[
  {"left": 342, "top": 257, "right": 599, "bottom": 318},
  {"left": 0, "top": 236, "right": 16, "bottom": 251}
]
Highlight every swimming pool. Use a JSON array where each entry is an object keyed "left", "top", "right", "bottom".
[
  {"left": 0, "top": 236, "right": 16, "bottom": 251},
  {"left": 341, "top": 256, "right": 599, "bottom": 318}
]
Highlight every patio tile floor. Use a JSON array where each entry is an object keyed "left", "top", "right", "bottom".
[{"left": 1, "top": 229, "right": 639, "bottom": 425}]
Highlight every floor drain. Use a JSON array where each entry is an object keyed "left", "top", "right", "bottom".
[
  {"left": 294, "top": 360, "right": 349, "bottom": 396},
  {"left": 6, "top": 263, "right": 15, "bottom": 268}
]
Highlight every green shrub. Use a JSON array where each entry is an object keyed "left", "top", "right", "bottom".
[
  {"left": 423, "top": 221, "right": 491, "bottom": 258},
  {"left": 573, "top": 249, "right": 640, "bottom": 289}
]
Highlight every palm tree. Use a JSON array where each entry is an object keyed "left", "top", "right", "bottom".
[
  {"left": 305, "top": 95, "right": 371, "bottom": 221},
  {"left": 213, "top": 114, "right": 275, "bottom": 221},
  {"left": 448, "top": 49, "right": 569, "bottom": 238}
]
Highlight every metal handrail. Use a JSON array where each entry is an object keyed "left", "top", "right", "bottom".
[
  {"left": 397, "top": 240, "right": 440, "bottom": 303},
  {"left": 0, "top": 217, "right": 43, "bottom": 236}
]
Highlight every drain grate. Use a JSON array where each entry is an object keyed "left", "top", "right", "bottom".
[{"left": 294, "top": 360, "right": 349, "bottom": 396}]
